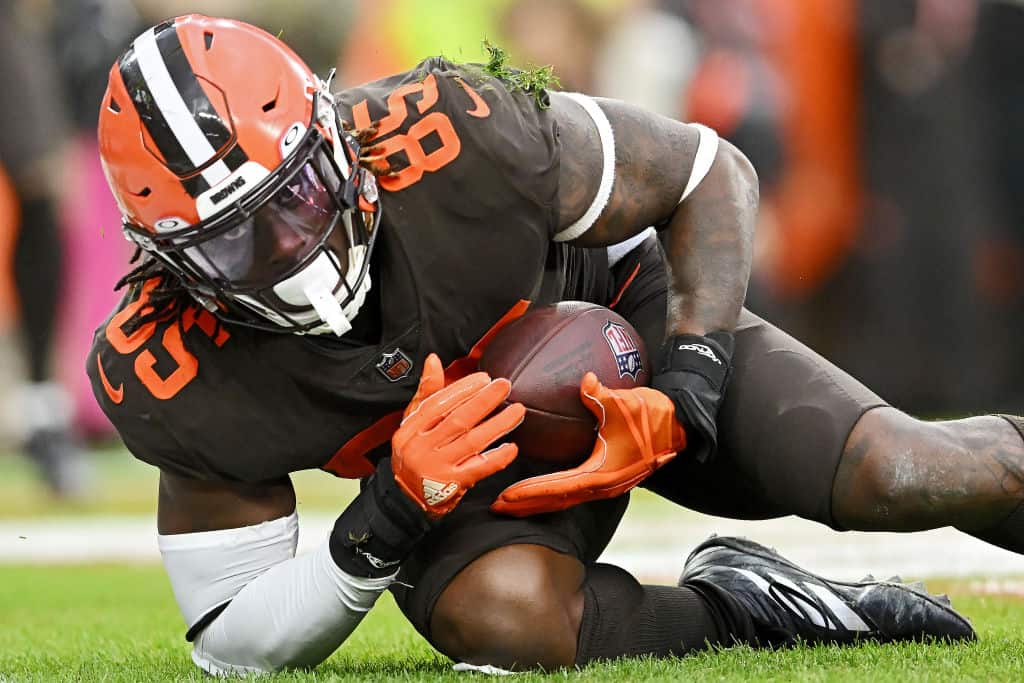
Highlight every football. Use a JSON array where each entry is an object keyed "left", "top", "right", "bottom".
[{"left": 479, "top": 302, "right": 650, "bottom": 465}]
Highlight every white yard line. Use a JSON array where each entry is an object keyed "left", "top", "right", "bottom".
[{"left": 4, "top": 512, "right": 1024, "bottom": 582}]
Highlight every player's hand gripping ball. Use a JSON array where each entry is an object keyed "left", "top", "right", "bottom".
[
  {"left": 479, "top": 302, "right": 651, "bottom": 465},
  {"left": 391, "top": 354, "right": 525, "bottom": 516},
  {"left": 492, "top": 372, "right": 686, "bottom": 516}
]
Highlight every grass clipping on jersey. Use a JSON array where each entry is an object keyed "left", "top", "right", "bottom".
[{"left": 482, "top": 40, "right": 560, "bottom": 109}]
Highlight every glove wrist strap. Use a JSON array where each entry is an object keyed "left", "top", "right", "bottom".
[{"left": 329, "top": 457, "right": 433, "bottom": 578}]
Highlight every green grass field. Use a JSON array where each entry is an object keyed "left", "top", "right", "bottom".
[
  {"left": 3, "top": 449, "right": 1024, "bottom": 681},
  {"left": 1, "top": 564, "right": 1023, "bottom": 682}
]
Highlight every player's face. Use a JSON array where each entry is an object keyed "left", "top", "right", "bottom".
[{"left": 183, "top": 150, "right": 350, "bottom": 288}]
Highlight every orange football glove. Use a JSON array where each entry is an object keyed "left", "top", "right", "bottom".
[
  {"left": 392, "top": 353, "right": 525, "bottom": 517},
  {"left": 491, "top": 371, "right": 686, "bottom": 517}
]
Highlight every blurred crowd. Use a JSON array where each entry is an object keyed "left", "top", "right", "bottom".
[{"left": 2, "top": 0, "right": 1023, "bottom": 497}]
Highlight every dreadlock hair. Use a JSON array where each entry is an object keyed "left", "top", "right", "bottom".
[
  {"left": 114, "top": 246, "right": 192, "bottom": 333},
  {"left": 343, "top": 121, "right": 401, "bottom": 180}
]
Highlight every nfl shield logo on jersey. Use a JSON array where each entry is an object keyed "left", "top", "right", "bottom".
[
  {"left": 377, "top": 348, "right": 414, "bottom": 382},
  {"left": 603, "top": 320, "right": 643, "bottom": 380}
]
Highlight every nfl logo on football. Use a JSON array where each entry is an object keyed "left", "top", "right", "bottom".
[{"left": 602, "top": 320, "right": 643, "bottom": 380}]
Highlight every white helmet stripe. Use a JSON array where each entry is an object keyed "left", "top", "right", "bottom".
[{"left": 133, "top": 28, "right": 231, "bottom": 188}]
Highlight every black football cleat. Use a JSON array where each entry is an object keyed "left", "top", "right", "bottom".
[{"left": 679, "top": 536, "right": 976, "bottom": 647}]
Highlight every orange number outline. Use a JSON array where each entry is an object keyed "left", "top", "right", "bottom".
[
  {"left": 134, "top": 323, "right": 199, "bottom": 400},
  {"left": 350, "top": 73, "right": 487, "bottom": 192},
  {"left": 104, "top": 278, "right": 230, "bottom": 401}
]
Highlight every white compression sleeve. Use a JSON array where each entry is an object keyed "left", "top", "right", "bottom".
[
  {"left": 191, "top": 540, "right": 393, "bottom": 676},
  {"left": 159, "top": 512, "right": 300, "bottom": 635}
]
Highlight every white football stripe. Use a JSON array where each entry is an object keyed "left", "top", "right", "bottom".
[
  {"left": 133, "top": 28, "right": 231, "bottom": 188},
  {"left": 678, "top": 124, "right": 720, "bottom": 203}
]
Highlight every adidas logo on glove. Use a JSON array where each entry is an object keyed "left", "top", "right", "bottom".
[{"left": 423, "top": 478, "right": 458, "bottom": 506}]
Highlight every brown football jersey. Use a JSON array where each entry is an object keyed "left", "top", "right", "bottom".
[{"left": 88, "top": 58, "right": 612, "bottom": 482}]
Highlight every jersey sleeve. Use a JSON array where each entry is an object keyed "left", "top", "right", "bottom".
[
  {"left": 88, "top": 279, "right": 410, "bottom": 484},
  {"left": 88, "top": 290, "right": 218, "bottom": 480},
  {"left": 87, "top": 282, "right": 243, "bottom": 481}
]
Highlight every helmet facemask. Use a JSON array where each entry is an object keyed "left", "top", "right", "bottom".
[{"left": 123, "top": 87, "right": 382, "bottom": 337}]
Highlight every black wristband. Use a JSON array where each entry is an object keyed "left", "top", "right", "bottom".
[
  {"left": 652, "top": 331, "right": 735, "bottom": 463},
  {"left": 657, "top": 332, "right": 734, "bottom": 390},
  {"left": 329, "top": 457, "right": 434, "bottom": 578}
]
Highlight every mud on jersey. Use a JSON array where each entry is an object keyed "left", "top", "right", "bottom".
[{"left": 88, "top": 58, "right": 613, "bottom": 483}]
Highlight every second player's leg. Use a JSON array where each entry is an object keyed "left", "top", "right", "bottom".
[
  {"left": 634, "top": 273, "right": 1024, "bottom": 550},
  {"left": 645, "top": 305, "right": 1024, "bottom": 548},
  {"left": 608, "top": 235, "right": 876, "bottom": 525},
  {"left": 635, "top": 303, "right": 887, "bottom": 526},
  {"left": 833, "top": 408, "right": 1024, "bottom": 551}
]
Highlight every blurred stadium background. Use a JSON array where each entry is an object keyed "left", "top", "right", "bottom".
[{"left": 4, "top": 0, "right": 1024, "bottom": 622}]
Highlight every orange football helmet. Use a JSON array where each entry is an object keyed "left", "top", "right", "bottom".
[{"left": 98, "top": 15, "right": 380, "bottom": 336}]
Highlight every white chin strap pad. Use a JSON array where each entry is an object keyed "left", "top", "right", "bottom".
[
  {"left": 261, "top": 245, "right": 371, "bottom": 337},
  {"left": 272, "top": 251, "right": 340, "bottom": 306},
  {"left": 270, "top": 250, "right": 351, "bottom": 336},
  {"left": 305, "top": 283, "right": 352, "bottom": 336}
]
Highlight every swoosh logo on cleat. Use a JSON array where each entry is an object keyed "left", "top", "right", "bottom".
[{"left": 96, "top": 354, "right": 124, "bottom": 404}]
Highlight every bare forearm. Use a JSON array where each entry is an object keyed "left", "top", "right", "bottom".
[{"left": 662, "top": 141, "right": 758, "bottom": 337}]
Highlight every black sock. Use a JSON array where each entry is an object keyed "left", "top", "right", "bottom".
[
  {"left": 574, "top": 563, "right": 755, "bottom": 665},
  {"left": 974, "top": 415, "right": 1024, "bottom": 553},
  {"left": 13, "top": 196, "right": 62, "bottom": 382}
]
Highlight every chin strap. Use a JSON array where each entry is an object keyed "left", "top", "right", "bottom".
[
  {"left": 305, "top": 283, "right": 352, "bottom": 336},
  {"left": 259, "top": 243, "right": 371, "bottom": 337},
  {"left": 306, "top": 243, "right": 371, "bottom": 336}
]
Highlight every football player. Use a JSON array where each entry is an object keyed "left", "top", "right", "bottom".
[{"left": 90, "top": 16, "right": 990, "bottom": 674}]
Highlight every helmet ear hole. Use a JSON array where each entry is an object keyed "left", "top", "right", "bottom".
[
  {"left": 203, "top": 31, "right": 214, "bottom": 50},
  {"left": 107, "top": 97, "right": 121, "bottom": 113},
  {"left": 262, "top": 98, "right": 277, "bottom": 113}
]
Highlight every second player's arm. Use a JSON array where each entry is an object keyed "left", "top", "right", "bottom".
[
  {"left": 558, "top": 93, "right": 757, "bottom": 461},
  {"left": 492, "top": 94, "right": 759, "bottom": 516},
  {"left": 551, "top": 93, "right": 758, "bottom": 337}
]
